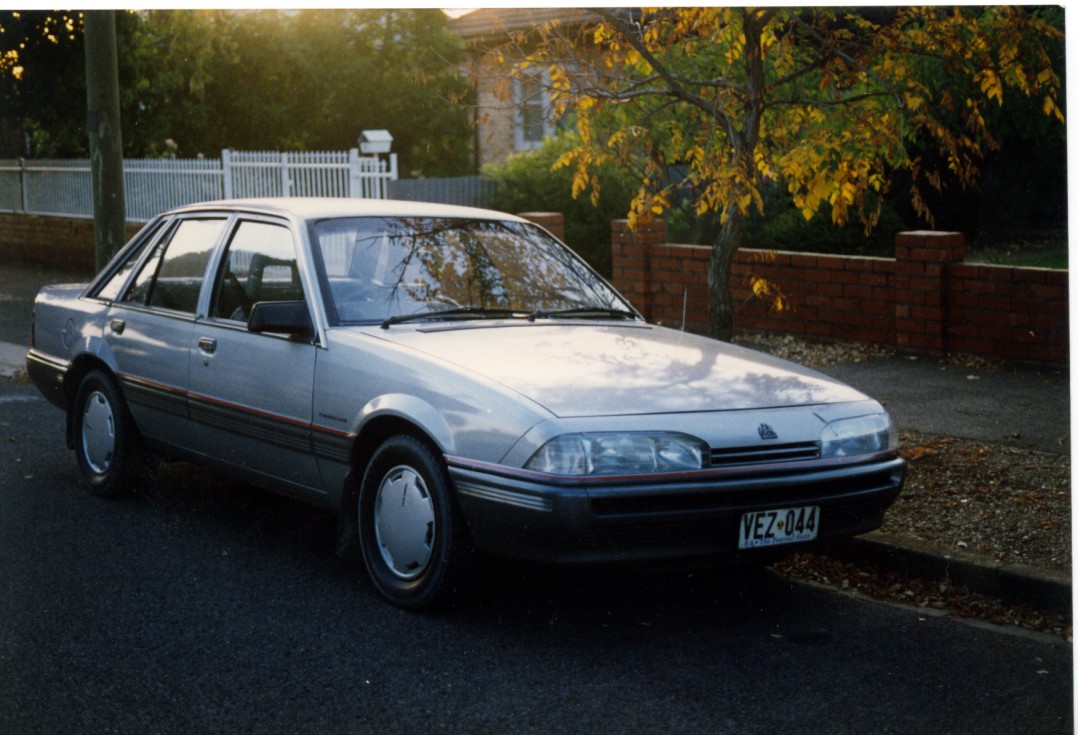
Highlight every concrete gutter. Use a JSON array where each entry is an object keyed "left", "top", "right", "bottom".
[{"left": 828, "top": 531, "right": 1072, "bottom": 616}]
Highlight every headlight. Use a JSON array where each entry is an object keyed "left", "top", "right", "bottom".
[
  {"left": 820, "top": 414, "right": 896, "bottom": 459},
  {"left": 525, "top": 432, "right": 709, "bottom": 477}
]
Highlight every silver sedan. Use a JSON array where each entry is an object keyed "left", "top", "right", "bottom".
[{"left": 27, "top": 198, "right": 905, "bottom": 608}]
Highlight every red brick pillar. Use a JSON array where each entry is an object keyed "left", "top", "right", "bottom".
[
  {"left": 518, "top": 212, "right": 565, "bottom": 241},
  {"left": 893, "top": 231, "right": 965, "bottom": 352},
  {"left": 611, "top": 218, "right": 666, "bottom": 321}
]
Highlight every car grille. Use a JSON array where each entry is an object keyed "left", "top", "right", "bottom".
[
  {"left": 709, "top": 441, "right": 820, "bottom": 467},
  {"left": 582, "top": 479, "right": 901, "bottom": 552},
  {"left": 589, "top": 467, "right": 900, "bottom": 518}
]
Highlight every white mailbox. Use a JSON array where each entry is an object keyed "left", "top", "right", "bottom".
[{"left": 359, "top": 130, "right": 393, "bottom": 155}]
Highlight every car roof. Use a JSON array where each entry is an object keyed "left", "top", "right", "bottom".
[{"left": 165, "top": 197, "right": 528, "bottom": 223}]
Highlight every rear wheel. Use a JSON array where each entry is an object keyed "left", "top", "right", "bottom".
[
  {"left": 72, "top": 369, "right": 147, "bottom": 497},
  {"left": 358, "top": 434, "right": 469, "bottom": 609}
]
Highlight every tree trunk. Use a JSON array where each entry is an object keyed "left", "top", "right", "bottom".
[
  {"left": 704, "top": 9, "right": 764, "bottom": 342},
  {"left": 706, "top": 207, "right": 747, "bottom": 342}
]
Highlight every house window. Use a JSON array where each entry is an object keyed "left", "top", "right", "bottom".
[{"left": 513, "top": 70, "right": 554, "bottom": 151}]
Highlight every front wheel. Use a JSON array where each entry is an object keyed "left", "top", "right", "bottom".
[
  {"left": 72, "top": 369, "right": 147, "bottom": 497},
  {"left": 358, "top": 435, "right": 469, "bottom": 609}
]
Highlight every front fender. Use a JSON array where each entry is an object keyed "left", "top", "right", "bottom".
[{"left": 357, "top": 393, "right": 456, "bottom": 455}]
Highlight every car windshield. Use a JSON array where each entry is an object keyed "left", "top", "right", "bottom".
[{"left": 310, "top": 216, "right": 634, "bottom": 326}]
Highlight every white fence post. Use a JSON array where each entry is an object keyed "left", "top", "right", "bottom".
[
  {"left": 221, "top": 149, "right": 233, "bottom": 199},
  {"left": 348, "top": 148, "right": 361, "bottom": 198},
  {"left": 19, "top": 158, "right": 29, "bottom": 212},
  {"left": 280, "top": 151, "right": 290, "bottom": 197}
]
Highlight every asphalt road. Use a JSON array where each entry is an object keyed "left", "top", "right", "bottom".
[
  {"left": 0, "top": 378, "right": 1072, "bottom": 734},
  {"left": 826, "top": 357, "right": 1070, "bottom": 454}
]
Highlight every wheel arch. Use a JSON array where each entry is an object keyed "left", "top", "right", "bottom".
[
  {"left": 62, "top": 355, "right": 120, "bottom": 449},
  {"left": 336, "top": 408, "right": 454, "bottom": 565}
]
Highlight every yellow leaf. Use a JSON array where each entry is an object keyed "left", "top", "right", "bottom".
[
  {"left": 1043, "top": 96, "right": 1064, "bottom": 122},
  {"left": 978, "top": 69, "right": 1003, "bottom": 105}
]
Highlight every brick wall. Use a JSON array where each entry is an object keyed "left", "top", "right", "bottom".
[
  {"left": 946, "top": 263, "right": 1069, "bottom": 363},
  {"left": 3, "top": 211, "right": 1066, "bottom": 364},
  {"left": 610, "top": 218, "right": 1069, "bottom": 364},
  {"left": 732, "top": 249, "right": 898, "bottom": 345},
  {"left": 1, "top": 211, "right": 569, "bottom": 272},
  {"left": 0, "top": 212, "right": 141, "bottom": 271},
  {"left": 519, "top": 212, "right": 565, "bottom": 241}
]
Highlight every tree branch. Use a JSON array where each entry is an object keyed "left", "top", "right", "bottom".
[
  {"left": 595, "top": 8, "right": 736, "bottom": 137},
  {"left": 766, "top": 90, "right": 895, "bottom": 110}
]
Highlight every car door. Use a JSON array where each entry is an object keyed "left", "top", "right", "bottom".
[
  {"left": 186, "top": 217, "right": 322, "bottom": 496},
  {"left": 105, "top": 216, "right": 228, "bottom": 444}
]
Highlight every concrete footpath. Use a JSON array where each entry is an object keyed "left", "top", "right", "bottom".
[{"left": 0, "top": 261, "right": 1071, "bottom": 614}]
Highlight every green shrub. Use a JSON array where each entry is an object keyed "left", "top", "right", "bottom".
[
  {"left": 746, "top": 197, "right": 908, "bottom": 258},
  {"left": 664, "top": 178, "right": 907, "bottom": 257},
  {"left": 484, "top": 134, "right": 638, "bottom": 275}
]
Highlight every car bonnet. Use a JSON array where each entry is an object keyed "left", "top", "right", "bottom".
[{"left": 364, "top": 321, "right": 869, "bottom": 418}]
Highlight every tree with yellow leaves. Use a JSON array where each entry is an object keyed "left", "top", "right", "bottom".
[{"left": 510, "top": 7, "right": 1064, "bottom": 340}]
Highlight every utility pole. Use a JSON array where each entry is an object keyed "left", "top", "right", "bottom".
[{"left": 84, "top": 10, "right": 125, "bottom": 271}]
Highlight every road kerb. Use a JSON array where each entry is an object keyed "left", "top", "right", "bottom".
[{"left": 825, "top": 531, "right": 1071, "bottom": 616}]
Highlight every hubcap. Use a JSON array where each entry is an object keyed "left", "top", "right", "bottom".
[
  {"left": 81, "top": 390, "right": 116, "bottom": 475},
  {"left": 373, "top": 465, "right": 436, "bottom": 580}
]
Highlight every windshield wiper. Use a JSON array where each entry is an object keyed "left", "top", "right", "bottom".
[
  {"left": 381, "top": 305, "right": 639, "bottom": 329},
  {"left": 380, "top": 306, "right": 522, "bottom": 329},
  {"left": 526, "top": 307, "right": 639, "bottom": 322}
]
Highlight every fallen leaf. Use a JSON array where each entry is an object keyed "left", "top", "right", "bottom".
[{"left": 904, "top": 445, "right": 937, "bottom": 461}]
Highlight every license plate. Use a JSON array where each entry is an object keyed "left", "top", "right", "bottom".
[{"left": 738, "top": 506, "right": 819, "bottom": 549}]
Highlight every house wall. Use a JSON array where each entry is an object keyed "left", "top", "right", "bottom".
[
  {"left": 474, "top": 78, "right": 516, "bottom": 168},
  {"left": 609, "top": 218, "right": 1068, "bottom": 364},
  {"left": 452, "top": 8, "right": 594, "bottom": 170}
]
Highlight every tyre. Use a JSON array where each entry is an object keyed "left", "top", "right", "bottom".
[
  {"left": 72, "top": 369, "right": 147, "bottom": 498},
  {"left": 358, "top": 434, "right": 469, "bottom": 609}
]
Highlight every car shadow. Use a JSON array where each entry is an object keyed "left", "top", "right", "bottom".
[
  {"left": 134, "top": 458, "right": 816, "bottom": 633},
  {"left": 459, "top": 557, "right": 803, "bottom": 629}
]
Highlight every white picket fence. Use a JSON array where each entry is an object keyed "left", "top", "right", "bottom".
[{"left": 0, "top": 148, "right": 398, "bottom": 221}]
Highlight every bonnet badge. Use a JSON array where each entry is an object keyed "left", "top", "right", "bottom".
[{"left": 757, "top": 423, "right": 778, "bottom": 440}]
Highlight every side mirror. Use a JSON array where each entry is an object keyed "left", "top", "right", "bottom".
[{"left": 248, "top": 300, "right": 314, "bottom": 340}]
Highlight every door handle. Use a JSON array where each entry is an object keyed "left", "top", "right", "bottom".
[
  {"left": 198, "top": 337, "right": 217, "bottom": 354},
  {"left": 110, "top": 319, "right": 125, "bottom": 334}
]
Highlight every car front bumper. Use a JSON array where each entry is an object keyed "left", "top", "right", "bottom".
[{"left": 449, "top": 455, "right": 906, "bottom": 565}]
